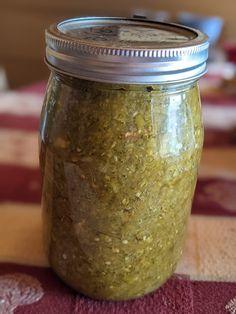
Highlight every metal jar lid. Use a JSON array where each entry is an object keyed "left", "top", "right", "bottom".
[{"left": 45, "top": 17, "right": 209, "bottom": 84}]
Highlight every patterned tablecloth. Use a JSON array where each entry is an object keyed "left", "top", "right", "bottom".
[{"left": 0, "top": 82, "right": 236, "bottom": 314}]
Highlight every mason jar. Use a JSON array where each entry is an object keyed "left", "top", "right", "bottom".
[{"left": 40, "top": 17, "right": 209, "bottom": 301}]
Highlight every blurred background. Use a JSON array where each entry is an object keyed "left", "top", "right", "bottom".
[{"left": 0, "top": 0, "right": 236, "bottom": 89}]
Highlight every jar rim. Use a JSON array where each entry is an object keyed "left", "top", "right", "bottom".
[{"left": 45, "top": 16, "right": 209, "bottom": 84}]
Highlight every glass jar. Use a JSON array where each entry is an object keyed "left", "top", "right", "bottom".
[{"left": 40, "top": 17, "right": 209, "bottom": 301}]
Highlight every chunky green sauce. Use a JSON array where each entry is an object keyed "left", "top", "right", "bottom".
[{"left": 40, "top": 74, "right": 203, "bottom": 300}]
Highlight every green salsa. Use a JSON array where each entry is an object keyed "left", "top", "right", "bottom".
[{"left": 40, "top": 73, "right": 203, "bottom": 300}]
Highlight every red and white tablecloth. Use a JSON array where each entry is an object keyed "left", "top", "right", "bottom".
[{"left": 0, "top": 82, "right": 236, "bottom": 313}]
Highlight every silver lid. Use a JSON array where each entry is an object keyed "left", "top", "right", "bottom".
[{"left": 45, "top": 17, "right": 209, "bottom": 84}]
